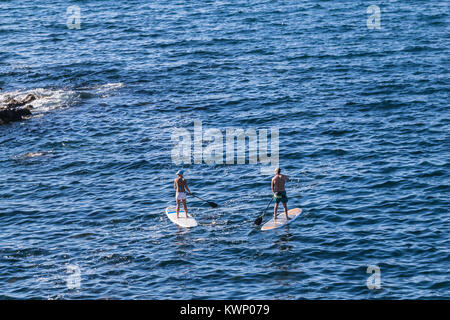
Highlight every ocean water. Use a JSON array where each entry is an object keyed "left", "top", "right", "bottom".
[{"left": 0, "top": 0, "right": 449, "bottom": 299}]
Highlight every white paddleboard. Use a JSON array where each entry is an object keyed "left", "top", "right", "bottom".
[
  {"left": 165, "top": 206, "right": 198, "bottom": 228},
  {"left": 261, "top": 208, "right": 302, "bottom": 231}
]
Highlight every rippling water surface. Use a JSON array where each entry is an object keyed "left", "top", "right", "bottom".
[{"left": 0, "top": 1, "right": 449, "bottom": 299}]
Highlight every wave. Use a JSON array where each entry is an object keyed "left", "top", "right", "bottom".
[{"left": 0, "top": 82, "right": 125, "bottom": 115}]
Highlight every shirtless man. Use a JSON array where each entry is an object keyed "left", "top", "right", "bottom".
[
  {"left": 174, "top": 170, "right": 191, "bottom": 218},
  {"left": 271, "top": 167, "right": 290, "bottom": 220}
]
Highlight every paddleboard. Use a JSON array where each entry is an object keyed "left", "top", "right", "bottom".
[
  {"left": 261, "top": 208, "right": 302, "bottom": 231},
  {"left": 165, "top": 206, "right": 198, "bottom": 228}
]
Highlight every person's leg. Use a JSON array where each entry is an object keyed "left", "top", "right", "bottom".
[
  {"left": 274, "top": 202, "right": 279, "bottom": 220},
  {"left": 176, "top": 199, "right": 181, "bottom": 218},
  {"left": 283, "top": 202, "right": 289, "bottom": 220},
  {"left": 182, "top": 199, "right": 188, "bottom": 218},
  {"left": 281, "top": 192, "right": 289, "bottom": 220}
]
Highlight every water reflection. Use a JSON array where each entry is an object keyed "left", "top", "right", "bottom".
[
  {"left": 271, "top": 230, "right": 298, "bottom": 299},
  {"left": 173, "top": 228, "right": 192, "bottom": 258},
  {"left": 274, "top": 230, "right": 294, "bottom": 252}
]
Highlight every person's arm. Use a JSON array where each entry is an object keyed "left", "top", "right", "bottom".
[
  {"left": 184, "top": 180, "right": 192, "bottom": 195},
  {"left": 271, "top": 178, "right": 275, "bottom": 194},
  {"left": 174, "top": 179, "right": 177, "bottom": 190},
  {"left": 284, "top": 174, "right": 290, "bottom": 182}
]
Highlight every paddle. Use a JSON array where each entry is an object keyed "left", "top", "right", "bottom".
[
  {"left": 190, "top": 193, "right": 218, "bottom": 208},
  {"left": 254, "top": 196, "right": 274, "bottom": 225}
]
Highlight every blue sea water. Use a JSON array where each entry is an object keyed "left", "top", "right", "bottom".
[{"left": 0, "top": 0, "right": 449, "bottom": 299}]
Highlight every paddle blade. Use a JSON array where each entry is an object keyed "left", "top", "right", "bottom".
[
  {"left": 208, "top": 202, "right": 218, "bottom": 208},
  {"left": 254, "top": 216, "right": 263, "bottom": 225}
]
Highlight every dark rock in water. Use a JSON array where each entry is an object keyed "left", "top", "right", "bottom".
[
  {"left": 0, "top": 106, "right": 32, "bottom": 125},
  {"left": 22, "top": 94, "right": 36, "bottom": 105},
  {"left": 20, "top": 151, "right": 53, "bottom": 159},
  {"left": 18, "top": 107, "right": 32, "bottom": 116},
  {"left": 5, "top": 98, "right": 20, "bottom": 108},
  {"left": 6, "top": 94, "right": 36, "bottom": 108},
  {"left": 0, "top": 94, "right": 35, "bottom": 125}
]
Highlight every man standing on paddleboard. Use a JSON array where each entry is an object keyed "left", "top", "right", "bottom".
[
  {"left": 271, "top": 167, "right": 290, "bottom": 220},
  {"left": 174, "top": 170, "right": 191, "bottom": 218}
]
